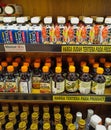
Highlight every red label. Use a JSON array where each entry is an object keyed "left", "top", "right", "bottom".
[
  {"left": 94, "top": 25, "right": 99, "bottom": 36},
  {"left": 42, "top": 26, "right": 47, "bottom": 39},
  {"left": 81, "top": 27, "right": 87, "bottom": 39},
  {"left": 22, "top": 31, "right": 26, "bottom": 43},
  {"left": 36, "top": 32, "right": 39, "bottom": 42},
  {"left": 102, "top": 26, "right": 108, "bottom": 39},
  {"left": 9, "top": 31, "right": 13, "bottom": 42},
  {"left": 68, "top": 26, "right": 74, "bottom": 39}
]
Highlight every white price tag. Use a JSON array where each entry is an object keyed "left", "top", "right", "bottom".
[{"left": 4, "top": 44, "right": 26, "bottom": 52}]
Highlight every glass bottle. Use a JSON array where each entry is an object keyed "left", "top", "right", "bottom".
[{"left": 74, "top": 112, "right": 82, "bottom": 130}]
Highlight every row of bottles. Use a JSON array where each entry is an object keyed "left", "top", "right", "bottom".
[
  {"left": 0, "top": 55, "right": 111, "bottom": 94},
  {"left": 0, "top": 15, "right": 111, "bottom": 44},
  {"left": 0, "top": 103, "right": 111, "bottom": 130}
]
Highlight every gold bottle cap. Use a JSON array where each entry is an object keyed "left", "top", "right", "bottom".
[
  {"left": 55, "top": 123, "right": 63, "bottom": 130},
  {"left": 0, "top": 112, "right": 5, "bottom": 119},
  {"left": 43, "top": 113, "right": 50, "bottom": 119},
  {"left": 19, "top": 121, "right": 26, "bottom": 129},
  {"left": 68, "top": 123, "right": 76, "bottom": 130},
  {"left": 5, "top": 122, "right": 13, "bottom": 129},
  {"left": 43, "top": 123, "right": 50, "bottom": 130},
  {"left": 20, "top": 112, "right": 27, "bottom": 119},
  {"left": 32, "top": 112, "right": 39, "bottom": 119},
  {"left": 30, "top": 123, "right": 38, "bottom": 130},
  {"left": 78, "top": 119, "right": 86, "bottom": 128},
  {"left": 54, "top": 113, "right": 61, "bottom": 120},
  {"left": 66, "top": 113, "right": 73, "bottom": 120},
  {"left": 9, "top": 112, "right": 16, "bottom": 120}
]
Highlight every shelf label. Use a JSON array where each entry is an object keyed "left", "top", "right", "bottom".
[
  {"left": 53, "top": 96, "right": 105, "bottom": 103},
  {"left": 4, "top": 44, "right": 26, "bottom": 52},
  {"left": 61, "top": 46, "right": 111, "bottom": 53}
]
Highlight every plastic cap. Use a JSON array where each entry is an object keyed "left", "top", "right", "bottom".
[
  {"left": 79, "top": 119, "right": 86, "bottom": 126},
  {"left": 0, "top": 65, "right": 2, "bottom": 71},
  {"left": 45, "top": 62, "right": 51, "bottom": 68},
  {"left": 70, "top": 17, "right": 79, "bottom": 24},
  {"left": 9, "top": 112, "right": 16, "bottom": 119},
  {"left": 57, "top": 16, "right": 66, "bottom": 24},
  {"left": 105, "top": 18, "right": 111, "bottom": 24},
  {"left": 96, "top": 17, "right": 104, "bottom": 23},
  {"left": 87, "top": 109, "right": 94, "bottom": 117},
  {"left": 96, "top": 125, "right": 106, "bottom": 130},
  {"left": 30, "top": 123, "right": 38, "bottom": 130},
  {"left": 54, "top": 113, "right": 61, "bottom": 119},
  {"left": 44, "top": 16, "right": 52, "bottom": 24},
  {"left": 45, "top": 58, "right": 51, "bottom": 63},
  {"left": 23, "top": 62, "right": 29, "bottom": 67},
  {"left": 43, "top": 123, "right": 50, "bottom": 129},
  {"left": 1, "top": 61, "right": 8, "bottom": 67},
  {"left": 105, "top": 62, "right": 110, "bottom": 68},
  {"left": 83, "top": 66, "right": 89, "bottom": 73},
  {"left": 15, "top": 57, "right": 21, "bottom": 63},
  {"left": 42, "top": 66, "right": 49, "bottom": 73},
  {"left": 32, "top": 112, "right": 38, "bottom": 118},
  {"left": 66, "top": 113, "right": 73, "bottom": 120},
  {"left": 55, "top": 124, "right": 63, "bottom": 130},
  {"left": 19, "top": 121, "right": 26, "bottom": 129},
  {"left": 99, "top": 57, "right": 106, "bottom": 63},
  {"left": 105, "top": 118, "right": 111, "bottom": 126},
  {"left": 12, "top": 62, "right": 18, "bottom": 67},
  {"left": 80, "top": 61, "right": 87, "bottom": 67},
  {"left": 3, "top": 17, "right": 12, "bottom": 23},
  {"left": 0, "top": 112, "right": 5, "bottom": 118},
  {"left": 31, "top": 16, "right": 41, "bottom": 24},
  {"left": 7, "top": 65, "right": 14, "bottom": 72},
  {"left": 21, "top": 66, "right": 28, "bottom": 73},
  {"left": 4, "top": 5, "right": 14, "bottom": 15},
  {"left": 83, "top": 17, "right": 93, "bottom": 24},
  {"left": 20, "top": 112, "right": 27, "bottom": 118},
  {"left": 69, "top": 65, "right": 75, "bottom": 72},
  {"left": 16, "top": 17, "right": 25, "bottom": 23},
  {"left": 68, "top": 123, "right": 76, "bottom": 130},
  {"left": 34, "top": 62, "right": 40, "bottom": 68},
  {"left": 93, "top": 63, "right": 99, "bottom": 68},
  {"left": 25, "top": 57, "right": 31, "bottom": 63},
  {"left": 76, "top": 112, "right": 82, "bottom": 118},
  {"left": 96, "top": 67, "right": 104, "bottom": 74},
  {"left": 5, "top": 122, "right": 13, "bottom": 129},
  {"left": 55, "top": 66, "right": 62, "bottom": 73}
]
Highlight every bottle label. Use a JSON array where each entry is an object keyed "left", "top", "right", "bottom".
[
  {"left": 92, "top": 81, "right": 105, "bottom": 94},
  {"left": 79, "top": 80, "right": 91, "bottom": 94},
  {"left": 5, "top": 81, "right": 18, "bottom": 92},
  {"left": 52, "top": 80, "right": 65, "bottom": 94},
  {"left": 66, "top": 80, "right": 78, "bottom": 92},
  {"left": 32, "top": 76, "right": 41, "bottom": 89},
  {"left": 0, "top": 82, "right": 5, "bottom": 92},
  {"left": 40, "top": 82, "right": 51, "bottom": 93},
  {"left": 104, "top": 75, "right": 111, "bottom": 87}
]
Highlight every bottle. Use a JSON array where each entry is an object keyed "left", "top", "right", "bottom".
[
  {"left": 54, "top": 113, "right": 61, "bottom": 125},
  {"left": 78, "top": 119, "right": 86, "bottom": 130},
  {"left": 43, "top": 123, "right": 50, "bottom": 130},
  {"left": 52, "top": 66, "right": 65, "bottom": 94},
  {"left": 66, "top": 65, "right": 79, "bottom": 92},
  {"left": 85, "top": 109, "right": 94, "bottom": 130},
  {"left": 68, "top": 17, "right": 79, "bottom": 44},
  {"left": 20, "top": 112, "right": 28, "bottom": 124},
  {"left": 1, "top": 61, "right": 8, "bottom": 77},
  {"left": 18, "top": 121, "right": 27, "bottom": 130},
  {"left": 91, "top": 62, "right": 99, "bottom": 76},
  {"left": 33, "top": 105, "right": 39, "bottom": 113},
  {"left": 5, "top": 122, "right": 14, "bottom": 130},
  {"left": 43, "top": 113, "right": 50, "bottom": 124},
  {"left": 99, "top": 57, "right": 106, "bottom": 67},
  {"left": 19, "top": 65, "right": 32, "bottom": 93},
  {"left": 91, "top": 67, "right": 106, "bottom": 94},
  {"left": 55, "top": 124, "right": 63, "bottom": 130},
  {"left": 68, "top": 123, "right": 76, "bottom": 130},
  {"left": 29, "top": 16, "right": 42, "bottom": 44},
  {"left": 5, "top": 65, "right": 18, "bottom": 92},
  {"left": 40, "top": 66, "right": 51, "bottom": 93},
  {"left": 96, "top": 125, "right": 106, "bottom": 130},
  {"left": 65, "top": 113, "right": 73, "bottom": 127},
  {"left": 104, "top": 62, "right": 111, "bottom": 88},
  {"left": 0, "top": 112, "right": 5, "bottom": 129},
  {"left": 8, "top": 112, "right": 17, "bottom": 129},
  {"left": 74, "top": 112, "right": 82, "bottom": 130},
  {"left": 105, "top": 117, "right": 111, "bottom": 128},
  {"left": 31, "top": 112, "right": 39, "bottom": 124},
  {"left": 0, "top": 65, "right": 5, "bottom": 92},
  {"left": 12, "top": 61, "right": 19, "bottom": 78},
  {"left": 79, "top": 66, "right": 92, "bottom": 94},
  {"left": 30, "top": 123, "right": 38, "bottom": 130}
]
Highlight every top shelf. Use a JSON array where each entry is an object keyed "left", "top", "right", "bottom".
[{"left": 2, "top": 44, "right": 111, "bottom": 54}]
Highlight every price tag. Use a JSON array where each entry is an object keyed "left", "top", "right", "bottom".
[
  {"left": 61, "top": 46, "right": 111, "bottom": 53},
  {"left": 53, "top": 96, "right": 105, "bottom": 103},
  {"left": 4, "top": 44, "right": 26, "bottom": 52}
]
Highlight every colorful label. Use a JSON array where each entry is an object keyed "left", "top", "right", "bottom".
[
  {"left": 32, "top": 76, "right": 41, "bottom": 89},
  {"left": 104, "top": 75, "right": 111, "bottom": 87},
  {"left": 52, "top": 80, "right": 65, "bottom": 94},
  {"left": 40, "top": 82, "right": 51, "bottom": 93},
  {"left": 92, "top": 81, "right": 105, "bottom": 94},
  {"left": 94, "top": 24, "right": 100, "bottom": 44},
  {"left": 5, "top": 81, "right": 18, "bottom": 92},
  {"left": 0, "top": 82, "right": 5, "bottom": 92},
  {"left": 42, "top": 25, "right": 55, "bottom": 44},
  {"left": 79, "top": 80, "right": 91, "bottom": 94},
  {"left": 55, "top": 25, "right": 68, "bottom": 44},
  {"left": 66, "top": 80, "right": 78, "bottom": 92}
]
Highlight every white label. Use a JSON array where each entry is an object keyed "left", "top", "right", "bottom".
[
  {"left": 4, "top": 44, "right": 26, "bottom": 52},
  {"left": 5, "top": 81, "right": 18, "bottom": 92},
  {"left": 104, "top": 75, "right": 111, "bottom": 87},
  {"left": 92, "top": 81, "right": 105, "bottom": 95},
  {"left": 32, "top": 76, "right": 41, "bottom": 89},
  {"left": 40, "top": 82, "right": 51, "bottom": 93},
  {"left": 66, "top": 80, "right": 78, "bottom": 92},
  {"left": 52, "top": 80, "right": 65, "bottom": 94},
  {"left": 79, "top": 80, "right": 91, "bottom": 94}
]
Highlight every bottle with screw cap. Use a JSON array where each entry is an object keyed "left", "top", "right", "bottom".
[
  {"left": 74, "top": 112, "right": 82, "bottom": 130},
  {"left": 20, "top": 112, "right": 28, "bottom": 124},
  {"left": 0, "top": 65, "right": 5, "bottom": 92}
]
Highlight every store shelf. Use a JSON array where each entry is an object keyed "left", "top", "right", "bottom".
[{"left": 2, "top": 44, "right": 111, "bottom": 53}]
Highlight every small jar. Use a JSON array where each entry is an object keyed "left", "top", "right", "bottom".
[
  {"left": 0, "top": 112, "right": 5, "bottom": 125},
  {"left": 5, "top": 122, "right": 14, "bottom": 130},
  {"left": 43, "top": 123, "right": 50, "bottom": 130},
  {"left": 55, "top": 124, "right": 63, "bottom": 130},
  {"left": 54, "top": 113, "right": 61, "bottom": 125},
  {"left": 30, "top": 123, "right": 38, "bottom": 130},
  {"left": 66, "top": 113, "right": 73, "bottom": 126},
  {"left": 18, "top": 121, "right": 27, "bottom": 130},
  {"left": 8, "top": 112, "right": 16, "bottom": 125},
  {"left": 20, "top": 112, "right": 28, "bottom": 124},
  {"left": 68, "top": 123, "right": 76, "bottom": 130},
  {"left": 78, "top": 119, "right": 86, "bottom": 130},
  {"left": 43, "top": 113, "right": 50, "bottom": 123},
  {"left": 31, "top": 112, "right": 39, "bottom": 124}
]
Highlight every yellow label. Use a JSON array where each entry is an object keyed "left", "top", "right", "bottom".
[
  {"left": 53, "top": 96, "right": 105, "bottom": 103},
  {"left": 61, "top": 46, "right": 111, "bottom": 53}
]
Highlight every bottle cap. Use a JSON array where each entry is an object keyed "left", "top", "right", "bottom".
[
  {"left": 83, "top": 17, "right": 93, "bottom": 24},
  {"left": 0, "top": 65, "right": 2, "bottom": 71},
  {"left": 42, "top": 66, "right": 49, "bottom": 73},
  {"left": 67, "top": 57, "right": 73, "bottom": 63},
  {"left": 12, "top": 62, "right": 18, "bottom": 67},
  {"left": 105, "top": 62, "right": 110, "bottom": 68},
  {"left": 44, "top": 16, "right": 52, "bottom": 24},
  {"left": 78, "top": 119, "right": 86, "bottom": 127},
  {"left": 21, "top": 65, "right": 28, "bottom": 73},
  {"left": 80, "top": 61, "right": 87, "bottom": 67},
  {"left": 30, "top": 123, "right": 38, "bottom": 130},
  {"left": 56, "top": 62, "right": 62, "bottom": 67},
  {"left": 55, "top": 124, "right": 63, "bottom": 130},
  {"left": 57, "top": 16, "right": 66, "bottom": 24},
  {"left": 108, "top": 125, "right": 111, "bottom": 130},
  {"left": 16, "top": 17, "right": 26, "bottom": 23},
  {"left": 1, "top": 61, "right": 8, "bottom": 67},
  {"left": 66, "top": 113, "right": 73, "bottom": 120},
  {"left": 4, "top": 5, "right": 14, "bottom": 15},
  {"left": 3, "top": 17, "right": 12, "bottom": 23},
  {"left": 105, "top": 118, "right": 111, "bottom": 127},
  {"left": 9, "top": 112, "right": 16, "bottom": 119},
  {"left": 20, "top": 112, "right": 27, "bottom": 119},
  {"left": 96, "top": 17, "right": 104, "bottom": 23},
  {"left": 32, "top": 112, "right": 38, "bottom": 119},
  {"left": 7, "top": 65, "right": 14, "bottom": 72},
  {"left": 76, "top": 112, "right": 82, "bottom": 118},
  {"left": 43, "top": 123, "right": 50, "bottom": 129},
  {"left": 54, "top": 113, "right": 61, "bottom": 119},
  {"left": 19, "top": 121, "right": 26, "bottom": 129},
  {"left": 45, "top": 62, "right": 51, "bottom": 68},
  {"left": 15, "top": 57, "right": 21, "bottom": 63},
  {"left": 87, "top": 109, "right": 94, "bottom": 118},
  {"left": 25, "top": 57, "right": 31, "bottom": 63},
  {"left": 70, "top": 17, "right": 79, "bottom": 24},
  {"left": 45, "top": 57, "right": 51, "bottom": 63},
  {"left": 5, "top": 122, "right": 13, "bottom": 129},
  {"left": 31, "top": 16, "right": 41, "bottom": 24},
  {"left": 68, "top": 123, "right": 76, "bottom": 130},
  {"left": 69, "top": 65, "right": 75, "bottom": 72},
  {"left": 105, "top": 18, "right": 111, "bottom": 24},
  {"left": 23, "top": 62, "right": 29, "bottom": 67},
  {"left": 0, "top": 112, "right": 5, "bottom": 119},
  {"left": 96, "top": 67, "right": 104, "bottom": 74},
  {"left": 34, "top": 62, "right": 40, "bottom": 68},
  {"left": 99, "top": 57, "right": 106, "bottom": 64},
  {"left": 55, "top": 66, "right": 62, "bottom": 73},
  {"left": 43, "top": 113, "right": 50, "bottom": 119},
  {"left": 83, "top": 66, "right": 89, "bottom": 73},
  {"left": 96, "top": 125, "right": 106, "bottom": 130},
  {"left": 93, "top": 63, "right": 99, "bottom": 68}
]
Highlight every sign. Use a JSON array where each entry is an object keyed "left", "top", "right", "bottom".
[
  {"left": 53, "top": 96, "right": 105, "bottom": 103},
  {"left": 4, "top": 44, "right": 26, "bottom": 52},
  {"left": 61, "top": 46, "right": 111, "bottom": 53}
]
